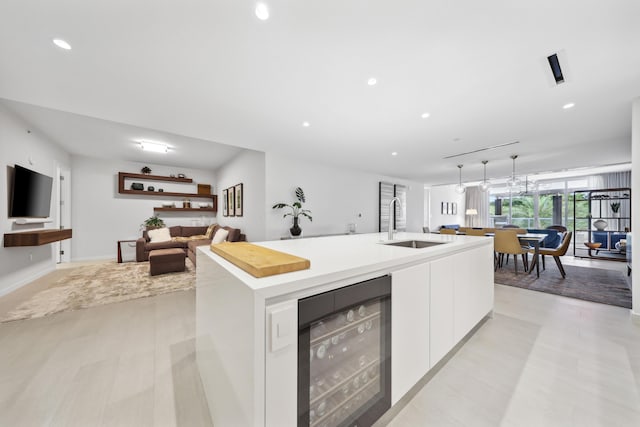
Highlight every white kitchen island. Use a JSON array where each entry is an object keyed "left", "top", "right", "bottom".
[{"left": 196, "top": 232, "right": 494, "bottom": 427}]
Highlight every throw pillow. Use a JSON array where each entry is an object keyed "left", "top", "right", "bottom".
[
  {"left": 205, "top": 223, "right": 218, "bottom": 239},
  {"left": 211, "top": 228, "right": 229, "bottom": 244},
  {"left": 148, "top": 227, "right": 172, "bottom": 243}
]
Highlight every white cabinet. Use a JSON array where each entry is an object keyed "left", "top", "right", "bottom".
[
  {"left": 429, "top": 256, "right": 455, "bottom": 368},
  {"left": 453, "top": 245, "right": 494, "bottom": 342},
  {"left": 391, "top": 262, "right": 430, "bottom": 404}
]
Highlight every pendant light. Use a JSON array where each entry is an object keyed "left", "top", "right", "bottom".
[
  {"left": 506, "top": 155, "right": 522, "bottom": 191},
  {"left": 479, "top": 160, "right": 490, "bottom": 192},
  {"left": 455, "top": 164, "right": 466, "bottom": 194}
]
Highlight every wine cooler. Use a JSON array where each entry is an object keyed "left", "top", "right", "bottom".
[{"left": 298, "top": 276, "right": 391, "bottom": 427}]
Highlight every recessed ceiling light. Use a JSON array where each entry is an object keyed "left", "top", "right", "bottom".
[
  {"left": 255, "top": 3, "right": 269, "bottom": 20},
  {"left": 52, "top": 38, "right": 71, "bottom": 50},
  {"left": 421, "top": 112, "right": 430, "bottom": 119},
  {"left": 563, "top": 102, "right": 575, "bottom": 109},
  {"left": 302, "top": 121, "right": 310, "bottom": 127},
  {"left": 391, "top": 152, "right": 398, "bottom": 156},
  {"left": 137, "top": 140, "right": 169, "bottom": 153},
  {"left": 367, "top": 77, "right": 377, "bottom": 86}
]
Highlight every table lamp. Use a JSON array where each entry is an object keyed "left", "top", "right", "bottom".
[{"left": 465, "top": 208, "right": 478, "bottom": 227}]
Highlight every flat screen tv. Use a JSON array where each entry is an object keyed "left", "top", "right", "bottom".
[{"left": 10, "top": 165, "right": 53, "bottom": 218}]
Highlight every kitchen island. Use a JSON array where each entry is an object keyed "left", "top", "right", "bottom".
[{"left": 196, "top": 232, "right": 494, "bottom": 426}]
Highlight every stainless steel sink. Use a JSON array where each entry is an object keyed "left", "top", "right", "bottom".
[{"left": 383, "top": 240, "right": 448, "bottom": 249}]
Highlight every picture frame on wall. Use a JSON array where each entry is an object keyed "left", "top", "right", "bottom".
[
  {"left": 441, "top": 202, "right": 446, "bottom": 215},
  {"left": 234, "top": 183, "right": 243, "bottom": 217},
  {"left": 452, "top": 202, "right": 457, "bottom": 215},
  {"left": 228, "top": 186, "right": 236, "bottom": 216},
  {"left": 446, "top": 202, "right": 451, "bottom": 215},
  {"left": 222, "top": 189, "right": 228, "bottom": 217}
]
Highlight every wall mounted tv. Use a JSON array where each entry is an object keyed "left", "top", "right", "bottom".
[{"left": 9, "top": 165, "right": 54, "bottom": 218}]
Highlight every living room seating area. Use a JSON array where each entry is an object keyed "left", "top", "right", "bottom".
[{"left": 136, "top": 224, "right": 245, "bottom": 266}]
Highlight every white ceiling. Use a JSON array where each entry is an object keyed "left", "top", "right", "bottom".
[{"left": 0, "top": 0, "right": 637, "bottom": 185}]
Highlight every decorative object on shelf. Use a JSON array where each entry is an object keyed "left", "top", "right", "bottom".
[
  {"left": 593, "top": 219, "right": 608, "bottom": 230},
  {"left": 147, "top": 186, "right": 155, "bottom": 191},
  {"left": 177, "top": 173, "right": 186, "bottom": 178},
  {"left": 131, "top": 182, "right": 144, "bottom": 190},
  {"left": 197, "top": 184, "right": 212, "bottom": 195},
  {"left": 141, "top": 166, "right": 152, "bottom": 175},
  {"left": 454, "top": 164, "right": 465, "bottom": 194},
  {"left": 227, "top": 186, "right": 236, "bottom": 216},
  {"left": 272, "top": 187, "right": 313, "bottom": 237},
  {"left": 222, "top": 188, "right": 228, "bottom": 216},
  {"left": 234, "top": 183, "right": 243, "bottom": 217},
  {"left": 161, "top": 202, "right": 175, "bottom": 207},
  {"left": 170, "top": 174, "right": 176, "bottom": 178},
  {"left": 611, "top": 202, "right": 620, "bottom": 216},
  {"left": 183, "top": 199, "right": 191, "bottom": 208},
  {"left": 158, "top": 188, "right": 164, "bottom": 192},
  {"left": 198, "top": 202, "right": 210, "bottom": 208},
  {"left": 142, "top": 215, "right": 165, "bottom": 230}
]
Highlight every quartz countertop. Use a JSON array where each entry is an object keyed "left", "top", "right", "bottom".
[{"left": 197, "top": 232, "right": 492, "bottom": 299}]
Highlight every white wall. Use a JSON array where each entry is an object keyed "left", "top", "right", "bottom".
[
  {"left": 71, "top": 155, "right": 217, "bottom": 260},
  {"left": 632, "top": 97, "right": 639, "bottom": 317},
  {"left": 214, "top": 149, "right": 266, "bottom": 242},
  {"left": 428, "top": 185, "right": 466, "bottom": 230},
  {"left": 264, "top": 153, "right": 424, "bottom": 240},
  {"left": 0, "top": 103, "right": 71, "bottom": 296}
]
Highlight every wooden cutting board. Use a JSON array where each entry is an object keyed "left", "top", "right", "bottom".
[{"left": 209, "top": 242, "right": 311, "bottom": 278}]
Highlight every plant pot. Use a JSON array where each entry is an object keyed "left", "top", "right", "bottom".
[{"left": 290, "top": 217, "right": 302, "bottom": 237}]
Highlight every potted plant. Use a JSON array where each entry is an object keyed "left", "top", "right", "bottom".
[
  {"left": 610, "top": 202, "right": 620, "bottom": 216},
  {"left": 141, "top": 166, "right": 152, "bottom": 175},
  {"left": 142, "top": 215, "right": 165, "bottom": 230},
  {"left": 272, "top": 187, "right": 312, "bottom": 236}
]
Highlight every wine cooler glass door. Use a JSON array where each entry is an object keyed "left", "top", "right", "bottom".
[{"left": 298, "top": 275, "right": 391, "bottom": 427}]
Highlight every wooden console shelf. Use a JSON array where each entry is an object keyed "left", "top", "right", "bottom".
[
  {"left": 4, "top": 228, "right": 73, "bottom": 247},
  {"left": 118, "top": 172, "right": 216, "bottom": 202},
  {"left": 118, "top": 172, "right": 193, "bottom": 184},
  {"left": 154, "top": 207, "right": 216, "bottom": 212}
]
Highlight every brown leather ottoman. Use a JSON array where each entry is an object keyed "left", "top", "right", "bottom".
[{"left": 149, "top": 248, "right": 186, "bottom": 276}]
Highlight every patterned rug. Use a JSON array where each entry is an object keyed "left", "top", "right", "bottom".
[
  {"left": 494, "top": 264, "right": 632, "bottom": 308},
  {"left": 1, "top": 260, "right": 195, "bottom": 323}
]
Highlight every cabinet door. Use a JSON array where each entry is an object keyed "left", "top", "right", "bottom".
[
  {"left": 429, "top": 256, "right": 455, "bottom": 368},
  {"left": 391, "top": 262, "right": 430, "bottom": 404},
  {"left": 453, "top": 245, "right": 494, "bottom": 342}
]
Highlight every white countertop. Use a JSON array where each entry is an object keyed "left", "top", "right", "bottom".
[{"left": 197, "top": 232, "right": 492, "bottom": 299}]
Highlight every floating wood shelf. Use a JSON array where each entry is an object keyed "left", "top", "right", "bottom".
[
  {"left": 118, "top": 172, "right": 217, "bottom": 207},
  {"left": 4, "top": 229, "right": 73, "bottom": 247},
  {"left": 153, "top": 207, "right": 216, "bottom": 212}
]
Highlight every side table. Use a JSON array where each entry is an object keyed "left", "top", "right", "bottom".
[{"left": 117, "top": 239, "right": 138, "bottom": 263}]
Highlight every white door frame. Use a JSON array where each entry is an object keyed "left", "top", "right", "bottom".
[{"left": 56, "top": 166, "right": 71, "bottom": 263}]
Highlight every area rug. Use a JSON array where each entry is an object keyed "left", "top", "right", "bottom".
[
  {"left": 494, "top": 264, "right": 632, "bottom": 308},
  {"left": 1, "top": 260, "right": 195, "bottom": 323}
]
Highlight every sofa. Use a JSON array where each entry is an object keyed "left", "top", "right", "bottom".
[{"left": 136, "top": 225, "right": 245, "bottom": 265}]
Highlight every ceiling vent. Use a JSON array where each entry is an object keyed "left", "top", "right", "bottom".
[{"left": 547, "top": 53, "right": 565, "bottom": 84}]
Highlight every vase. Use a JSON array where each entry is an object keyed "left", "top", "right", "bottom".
[
  {"left": 593, "top": 219, "right": 608, "bottom": 231},
  {"left": 290, "top": 217, "right": 302, "bottom": 236}
]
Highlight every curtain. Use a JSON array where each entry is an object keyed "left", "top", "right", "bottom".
[{"left": 465, "top": 186, "right": 490, "bottom": 227}]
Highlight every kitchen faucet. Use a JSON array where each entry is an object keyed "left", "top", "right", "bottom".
[{"left": 388, "top": 197, "right": 402, "bottom": 240}]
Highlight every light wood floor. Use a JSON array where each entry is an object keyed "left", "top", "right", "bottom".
[{"left": 0, "top": 257, "right": 637, "bottom": 426}]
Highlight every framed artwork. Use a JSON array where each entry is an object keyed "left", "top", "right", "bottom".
[
  {"left": 222, "top": 189, "right": 228, "bottom": 217},
  {"left": 228, "top": 186, "right": 236, "bottom": 216},
  {"left": 446, "top": 202, "right": 451, "bottom": 215},
  {"left": 452, "top": 202, "right": 457, "bottom": 215},
  {"left": 441, "top": 202, "right": 446, "bottom": 215},
  {"left": 234, "top": 183, "right": 243, "bottom": 217}
]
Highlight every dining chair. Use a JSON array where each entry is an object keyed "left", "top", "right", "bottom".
[
  {"left": 494, "top": 230, "right": 529, "bottom": 274},
  {"left": 536, "top": 231, "right": 573, "bottom": 278},
  {"left": 546, "top": 225, "right": 568, "bottom": 233},
  {"left": 440, "top": 228, "right": 456, "bottom": 235},
  {"left": 466, "top": 228, "right": 487, "bottom": 236}
]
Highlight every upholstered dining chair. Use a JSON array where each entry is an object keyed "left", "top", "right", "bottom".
[
  {"left": 536, "top": 231, "right": 573, "bottom": 278},
  {"left": 494, "top": 229, "right": 529, "bottom": 274},
  {"left": 466, "top": 228, "right": 487, "bottom": 236},
  {"left": 546, "top": 225, "right": 568, "bottom": 233},
  {"left": 440, "top": 228, "right": 456, "bottom": 235}
]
